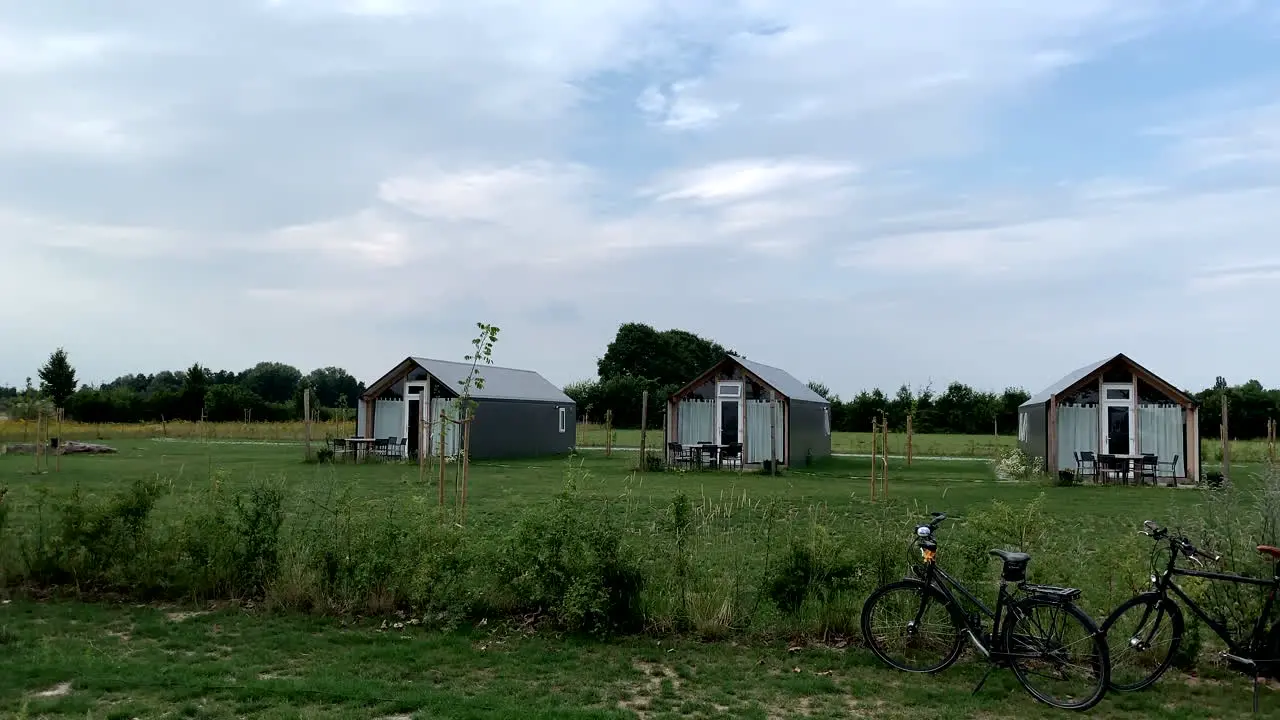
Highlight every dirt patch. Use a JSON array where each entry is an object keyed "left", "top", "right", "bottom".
[
  {"left": 33, "top": 682, "right": 72, "bottom": 698},
  {"left": 617, "top": 661, "right": 681, "bottom": 719},
  {"left": 166, "top": 611, "right": 210, "bottom": 623}
]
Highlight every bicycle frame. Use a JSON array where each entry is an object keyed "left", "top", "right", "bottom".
[
  {"left": 916, "top": 558, "right": 1015, "bottom": 659},
  {"left": 1151, "top": 548, "right": 1280, "bottom": 666}
]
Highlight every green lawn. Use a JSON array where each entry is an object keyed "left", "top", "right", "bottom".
[
  {"left": 1, "top": 598, "right": 1276, "bottom": 718},
  {"left": 1, "top": 440, "right": 1277, "bottom": 717}
]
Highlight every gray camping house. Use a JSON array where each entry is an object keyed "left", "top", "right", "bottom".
[
  {"left": 357, "top": 356, "right": 576, "bottom": 460},
  {"left": 1017, "top": 353, "right": 1200, "bottom": 483},
  {"left": 666, "top": 354, "right": 831, "bottom": 467}
]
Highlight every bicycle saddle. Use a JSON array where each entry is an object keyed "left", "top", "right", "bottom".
[
  {"left": 1257, "top": 545, "right": 1280, "bottom": 559},
  {"left": 989, "top": 549, "right": 1031, "bottom": 563}
]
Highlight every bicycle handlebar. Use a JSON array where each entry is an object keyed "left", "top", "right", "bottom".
[{"left": 1140, "top": 520, "right": 1221, "bottom": 564}]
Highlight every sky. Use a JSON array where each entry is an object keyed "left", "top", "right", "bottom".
[{"left": 1, "top": 1, "right": 1279, "bottom": 400}]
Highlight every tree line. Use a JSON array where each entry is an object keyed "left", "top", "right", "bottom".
[
  {"left": 564, "top": 323, "right": 1280, "bottom": 440},
  {"left": 0, "top": 348, "right": 364, "bottom": 424},
  {"left": 5, "top": 332, "right": 1280, "bottom": 440}
]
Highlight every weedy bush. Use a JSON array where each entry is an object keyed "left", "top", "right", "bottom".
[
  {"left": 493, "top": 469, "right": 644, "bottom": 636},
  {"left": 993, "top": 448, "right": 1044, "bottom": 482}
]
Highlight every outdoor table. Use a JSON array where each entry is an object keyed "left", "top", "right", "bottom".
[
  {"left": 345, "top": 437, "right": 378, "bottom": 463},
  {"left": 685, "top": 443, "right": 726, "bottom": 469},
  {"left": 1098, "top": 453, "right": 1145, "bottom": 484}
]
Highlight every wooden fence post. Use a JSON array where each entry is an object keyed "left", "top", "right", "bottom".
[
  {"left": 768, "top": 391, "right": 778, "bottom": 477},
  {"left": 906, "top": 414, "right": 914, "bottom": 467},
  {"left": 438, "top": 410, "right": 447, "bottom": 513},
  {"left": 869, "top": 417, "right": 877, "bottom": 501},
  {"left": 639, "top": 391, "right": 649, "bottom": 473},
  {"left": 303, "top": 388, "right": 313, "bottom": 461},
  {"left": 881, "top": 412, "right": 889, "bottom": 498},
  {"left": 605, "top": 409, "right": 613, "bottom": 458}
]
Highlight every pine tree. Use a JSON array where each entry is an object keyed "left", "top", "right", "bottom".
[{"left": 38, "top": 347, "right": 78, "bottom": 409}]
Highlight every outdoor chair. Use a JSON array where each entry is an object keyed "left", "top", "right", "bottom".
[
  {"left": 719, "top": 442, "right": 743, "bottom": 471},
  {"left": 1075, "top": 451, "right": 1098, "bottom": 482},
  {"left": 667, "top": 441, "right": 693, "bottom": 469},
  {"left": 1158, "top": 454, "right": 1180, "bottom": 484},
  {"left": 331, "top": 438, "right": 350, "bottom": 461},
  {"left": 1139, "top": 454, "right": 1159, "bottom": 485}
]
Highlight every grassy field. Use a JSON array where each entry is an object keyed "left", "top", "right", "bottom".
[
  {"left": 1, "top": 440, "right": 1278, "bottom": 717},
  {"left": 4, "top": 418, "right": 1277, "bottom": 462},
  {"left": 3, "top": 599, "right": 1276, "bottom": 719}
]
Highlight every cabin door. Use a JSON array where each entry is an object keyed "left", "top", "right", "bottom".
[{"left": 716, "top": 382, "right": 744, "bottom": 446}]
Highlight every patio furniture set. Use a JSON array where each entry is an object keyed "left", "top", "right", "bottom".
[
  {"left": 666, "top": 441, "right": 745, "bottom": 471},
  {"left": 329, "top": 436, "right": 406, "bottom": 462},
  {"left": 1072, "top": 450, "right": 1181, "bottom": 486}
]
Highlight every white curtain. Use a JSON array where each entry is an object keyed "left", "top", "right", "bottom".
[
  {"left": 428, "top": 398, "right": 461, "bottom": 456},
  {"left": 1056, "top": 404, "right": 1099, "bottom": 471},
  {"left": 745, "top": 400, "right": 783, "bottom": 463},
  {"left": 1139, "top": 405, "right": 1185, "bottom": 476},
  {"left": 677, "top": 400, "right": 715, "bottom": 445},
  {"left": 373, "top": 399, "right": 404, "bottom": 441}
]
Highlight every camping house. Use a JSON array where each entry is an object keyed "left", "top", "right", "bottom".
[
  {"left": 357, "top": 357, "right": 576, "bottom": 460},
  {"left": 1017, "top": 353, "right": 1200, "bottom": 483},
  {"left": 666, "top": 355, "right": 831, "bottom": 467}
]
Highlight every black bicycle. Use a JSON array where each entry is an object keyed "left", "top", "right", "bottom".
[
  {"left": 860, "top": 513, "right": 1111, "bottom": 711},
  {"left": 1101, "top": 520, "right": 1280, "bottom": 712}
]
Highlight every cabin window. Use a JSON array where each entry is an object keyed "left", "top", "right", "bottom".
[
  {"left": 1018, "top": 412, "right": 1028, "bottom": 442},
  {"left": 558, "top": 407, "right": 566, "bottom": 433},
  {"left": 1105, "top": 388, "right": 1130, "bottom": 401},
  {"left": 823, "top": 406, "right": 831, "bottom": 435}
]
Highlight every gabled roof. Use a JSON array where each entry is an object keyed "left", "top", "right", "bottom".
[
  {"left": 735, "top": 357, "right": 830, "bottom": 404},
  {"left": 362, "top": 356, "right": 574, "bottom": 404},
  {"left": 671, "top": 354, "right": 829, "bottom": 405},
  {"left": 1019, "top": 353, "right": 1195, "bottom": 408},
  {"left": 411, "top": 357, "right": 574, "bottom": 404}
]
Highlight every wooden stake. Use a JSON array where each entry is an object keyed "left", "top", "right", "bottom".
[
  {"left": 768, "top": 391, "right": 778, "bottom": 477},
  {"left": 881, "top": 412, "right": 889, "bottom": 498},
  {"left": 605, "top": 409, "right": 613, "bottom": 458},
  {"left": 303, "top": 388, "right": 313, "bottom": 462},
  {"left": 418, "top": 417, "right": 428, "bottom": 485},
  {"left": 56, "top": 408, "right": 62, "bottom": 472},
  {"left": 461, "top": 411, "right": 472, "bottom": 524},
  {"left": 906, "top": 414, "right": 914, "bottom": 467},
  {"left": 869, "top": 417, "right": 877, "bottom": 501},
  {"left": 639, "top": 391, "right": 649, "bottom": 473},
  {"left": 438, "top": 410, "right": 447, "bottom": 513},
  {"left": 1221, "top": 391, "right": 1230, "bottom": 478}
]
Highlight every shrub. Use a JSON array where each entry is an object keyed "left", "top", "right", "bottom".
[
  {"left": 994, "top": 448, "right": 1043, "bottom": 481},
  {"left": 495, "top": 489, "right": 644, "bottom": 635},
  {"left": 765, "top": 525, "right": 857, "bottom": 615}
]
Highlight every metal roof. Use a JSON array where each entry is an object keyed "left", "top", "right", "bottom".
[
  {"left": 1019, "top": 356, "right": 1113, "bottom": 408},
  {"left": 410, "top": 357, "right": 575, "bottom": 404},
  {"left": 735, "top": 356, "right": 830, "bottom": 404}
]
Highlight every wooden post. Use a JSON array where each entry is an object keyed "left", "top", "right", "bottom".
[
  {"left": 461, "top": 410, "right": 472, "bottom": 524},
  {"left": 419, "top": 417, "right": 427, "bottom": 484},
  {"left": 55, "top": 408, "right": 62, "bottom": 472},
  {"left": 438, "top": 410, "right": 447, "bottom": 513},
  {"left": 1269, "top": 418, "right": 1276, "bottom": 465},
  {"left": 1220, "top": 391, "right": 1230, "bottom": 479},
  {"left": 303, "top": 388, "right": 313, "bottom": 461},
  {"left": 605, "top": 409, "right": 613, "bottom": 458},
  {"left": 881, "top": 412, "right": 889, "bottom": 498},
  {"left": 768, "top": 391, "right": 778, "bottom": 477},
  {"left": 906, "top": 414, "right": 914, "bottom": 467},
  {"left": 869, "top": 417, "right": 877, "bottom": 501},
  {"left": 34, "top": 409, "right": 42, "bottom": 473},
  {"left": 639, "top": 391, "right": 649, "bottom": 473}
]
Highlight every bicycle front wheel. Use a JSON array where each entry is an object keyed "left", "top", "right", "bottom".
[
  {"left": 861, "top": 579, "right": 965, "bottom": 673},
  {"left": 1100, "top": 592, "right": 1183, "bottom": 692},
  {"left": 1005, "top": 598, "right": 1110, "bottom": 711}
]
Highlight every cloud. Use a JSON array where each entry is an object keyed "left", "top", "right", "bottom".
[{"left": 1, "top": 0, "right": 1279, "bottom": 396}]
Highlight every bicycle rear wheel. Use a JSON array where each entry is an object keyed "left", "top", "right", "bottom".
[
  {"left": 1100, "top": 593, "right": 1183, "bottom": 692},
  {"left": 861, "top": 579, "right": 965, "bottom": 673},
  {"left": 1005, "top": 598, "right": 1110, "bottom": 711}
]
